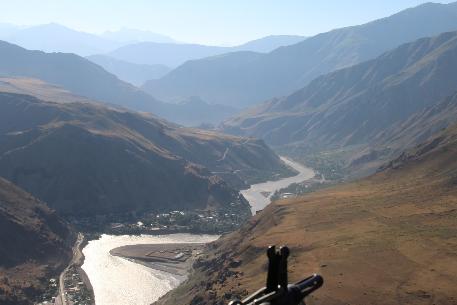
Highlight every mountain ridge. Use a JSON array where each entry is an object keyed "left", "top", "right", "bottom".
[
  {"left": 0, "top": 92, "right": 292, "bottom": 216},
  {"left": 221, "top": 30, "right": 457, "bottom": 172},
  {"left": 2, "top": 23, "right": 122, "bottom": 56},
  {"left": 86, "top": 54, "right": 171, "bottom": 86},
  {"left": 144, "top": 1, "right": 457, "bottom": 107},
  {"left": 106, "top": 35, "right": 306, "bottom": 69},
  {"left": 0, "top": 41, "right": 237, "bottom": 126}
]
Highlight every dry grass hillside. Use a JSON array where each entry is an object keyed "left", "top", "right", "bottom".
[
  {"left": 0, "top": 92, "right": 293, "bottom": 216},
  {"left": 0, "top": 80, "right": 293, "bottom": 188},
  {"left": 156, "top": 124, "right": 457, "bottom": 305},
  {"left": 0, "top": 77, "right": 94, "bottom": 104},
  {"left": 0, "top": 178, "right": 74, "bottom": 304}
]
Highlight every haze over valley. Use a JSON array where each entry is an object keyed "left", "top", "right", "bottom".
[{"left": 1, "top": 1, "right": 457, "bottom": 305}]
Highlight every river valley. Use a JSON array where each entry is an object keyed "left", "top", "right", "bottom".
[{"left": 81, "top": 157, "right": 313, "bottom": 305}]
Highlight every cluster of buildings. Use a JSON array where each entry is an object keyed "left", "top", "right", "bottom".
[
  {"left": 106, "top": 209, "right": 248, "bottom": 234},
  {"left": 36, "top": 278, "right": 58, "bottom": 305},
  {"left": 61, "top": 266, "right": 93, "bottom": 305},
  {"left": 70, "top": 205, "right": 250, "bottom": 235}
]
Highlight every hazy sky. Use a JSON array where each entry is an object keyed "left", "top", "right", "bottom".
[{"left": 1, "top": 0, "right": 454, "bottom": 45}]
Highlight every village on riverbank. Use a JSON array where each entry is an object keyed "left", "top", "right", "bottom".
[
  {"left": 37, "top": 158, "right": 314, "bottom": 305},
  {"left": 37, "top": 234, "right": 94, "bottom": 305},
  {"left": 69, "top": 203, "right": 251, "bottom": 237}
]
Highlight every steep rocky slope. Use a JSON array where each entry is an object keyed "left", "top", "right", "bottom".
[
  {"left": 374, "top": 92, "right": 457, "bottom": 151},
  {"left": 350, "top": 91, "right": 457, "bottom": 174},
  {"left": 0, "top": 92, "right": 291, "bottom": 216},
  {"left": 220, "top": 31, "right": 457, "bottom": 181},
  {"left": 223, "top": 31, "right": 457, "bottom": 150},
  {"left": 156, "top": 123, "right": 457, "bottom": 305},
  {"left": 0, "top": 178, "right": 74, "bottom": 304},
  {"left": 144, "top": 2, "right": 457, "bottom": 107}
]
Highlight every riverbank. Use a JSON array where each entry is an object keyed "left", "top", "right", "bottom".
[
  {"left": 74, "top": 235, "right": 95, "bottom": 304},
  {"left": 78, "top": 158, "right": 314, "bottom": 305},
  {"left": 69, "top": 204, "right": 251, "bottom": 236},
  {"left": 56, "top": 233, "right": 95, "bottom": 305},
  {"left": 82, "top": 234, "right": 218, "bottom": 305}
]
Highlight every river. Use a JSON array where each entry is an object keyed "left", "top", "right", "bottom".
[
  {"left": 81, "top": 157, "right": 312, "bottom": 305},
  {"left": 241, "top": 157, "right": 315, "bottom": 214},
  {"left": 81, "top": 234, "right": 218, "bottom": 305}
]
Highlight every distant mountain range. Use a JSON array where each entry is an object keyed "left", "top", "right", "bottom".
[
  {"left": 234, "top": 35, "right": 305, "bottom": 53},
  {"left": 0, "top": 23, "right": 308, "bottom": 93},
  {"left": 107, "top": 42, "right": 230, "bottom": 67},
  {"left": 0, "top": 23, "right": 178, "bottom": 56},
  {"left": 106, "top": 35, "right": 306, "bottom": 68},
  {"left": 0, "top": 40, "right": 164, "bottom": 110},
  {"left": 86, "top": 54, "right": 171, "bottom": 86},
  {"left": 0, "top": 23, "right": 122, "bottom": 56},
  {"left": 0, "top": 23, "right": 305, "bottom": 63},
  {"left": 0, "top": 92, "right": 291, "bottom": 216},
  {"left": 0, "top": 177, "right": 74, "bottom": 304},
  {"left": 143, "top": 1, "right": 457, "bottom": 107},
  {"left": 0, "top": 40, "right": 239, "bottom": 126},
  {"left": 222, "top": 30, "right": 457, "bottom": 176}
]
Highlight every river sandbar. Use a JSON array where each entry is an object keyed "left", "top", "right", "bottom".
[{"left": 110, "top": 243, "right": 205, "bottom": 276}]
